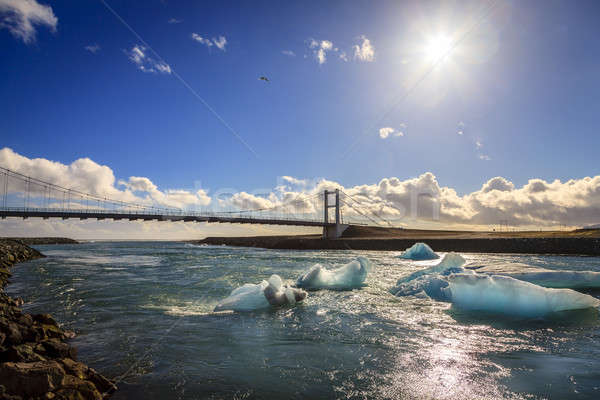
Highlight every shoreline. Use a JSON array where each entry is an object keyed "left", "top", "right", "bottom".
[
  {"left": 195, "top": 234, "right": 600, "bottom": 256},
  {"left": 0, "top": 239, "right": 115, "bottom": 399}
]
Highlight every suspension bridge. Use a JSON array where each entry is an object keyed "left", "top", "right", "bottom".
[{"left": 0, "top": 166, "right": 393, "bottom": 238}]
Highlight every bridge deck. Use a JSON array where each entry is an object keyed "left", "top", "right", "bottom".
[{"left": 0, "top": 209, "right": 329, "bottom": 227}]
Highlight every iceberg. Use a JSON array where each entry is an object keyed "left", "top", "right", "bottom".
[
  {"left": 447, "top": 273, "right": 600, "bottom": 317},
  {"left": 390, "top": 253, "right": 466, "bottom": 300},
  {"left": 296, "top": 257, "right": 372, "bottom": 290},
  {"left": 214, "top": 274, "right": 307, "bottom": 312},
  {"left": 472, "top": 264, "right": 600, "bottom": 289},
  {"left": 398, "top": 242, "right": 439, "bottom": 260}
]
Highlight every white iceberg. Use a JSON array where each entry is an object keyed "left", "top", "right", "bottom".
[
  {"left": 398, "top": 242, "right": 439, "bottom": 260},
  {"left": 296, "top": 257, "right": 372, "bottom": 290},
  {"left": 471, "top": 264, "right": 600, "bottom": 289},
  {"left": 214, "top": 274, "right": 307, "bottom": 312},
  {"left": 447, "top": 273, "right": 600, "bottom": 317},
  {"left": 390, "top": 253, "right": 466, "bottom": 300}
]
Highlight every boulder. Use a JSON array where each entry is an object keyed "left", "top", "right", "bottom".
[{"left": 0, "top": 361, "right": 65, "bottom": 398}]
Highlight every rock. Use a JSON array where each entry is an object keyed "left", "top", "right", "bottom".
[
  {"left": 17, "top": 314, "right": 32, "bottom": 327},
  {"left": 87, "top": 368, "right": 117, "bottom": 395},
  {"left": 0, "top": 361, "right": 65, "bottom": 398},
  {"left": 4, "top": 343, "right": 46, "bottom": 362},
  {"left": 2, "top": 321, "right": 23, "bottom": 345},
  {"left": 0, "top": 384, "right": 23, "bottom": 400},
  {"left": 33, "top": 314, "right": 59, "bottom": 327},
  {"left": 42, "top": 339, "right": 77, "bottom": 360}
]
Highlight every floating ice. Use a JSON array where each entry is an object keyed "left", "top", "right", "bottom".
[
  {"left": 214, "top": 274, "right": 307, "bottom": 312},
  {"left": 447, "top": 273, "right": 600, "bottom": 317},
  {"left": 296, "top": 257, "right": 372, "bottom": 290},
  {"left": 472, "top": 264, "right": 600, "bottom": 289},
  {"left": 390, "top": 253, "right": 466, "bottom": 300},
  {"left": 398, "top": 243, "right": 439, "bottom": 260}
]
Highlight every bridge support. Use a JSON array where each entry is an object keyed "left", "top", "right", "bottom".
[{"left": 322, "top": 189, "right": 349, "bottom": 239}]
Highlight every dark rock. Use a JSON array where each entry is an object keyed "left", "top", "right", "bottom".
[
  {"left": 42, "top": 339, "right": 77, "bottom": 360},
  {"left": 4, "top": 343, "right": 46, "bottom": 362},
  {"left": 87, "top": 368, "right": 117, "bottom": 395},
  {"left": 54, "top": 376, "right": 103, "bottom": 400},
  {"left": 0, "top": 384, "right": 23, "bottom": 400},
  {"left": 0, "top": 361, "right": 65, "bottom": 398},
  {"left": 33, "top": 314, "right": 59, "bottom": 327},
  {"left": 2, "top": 322, "right": 23, "bottom": 345}
]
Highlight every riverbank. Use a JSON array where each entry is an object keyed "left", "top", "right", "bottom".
[
  {"left": 0, "top": 239, "right": 115, "bottom": 400},
  {"left": 194, "top": 227, "right": 600, "bottom": 255}
]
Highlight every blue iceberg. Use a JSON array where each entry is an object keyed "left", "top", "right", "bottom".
[
  {"left": 447, "top": 273, "right": 600, "bottom": 317},
  {"left": 398, "top": 242, "right": 439, "bottom": 260},
  {"left": 390, "top": 253, "right": 466, "bottom": 300}
]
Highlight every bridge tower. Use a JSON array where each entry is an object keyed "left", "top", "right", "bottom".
[{"left": 322, "top": 189, "right": 349, "bottom": 239}]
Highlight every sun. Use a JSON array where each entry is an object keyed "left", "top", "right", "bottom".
[{"left": 424, "top": 34, "right": 453, "bottom": 63}]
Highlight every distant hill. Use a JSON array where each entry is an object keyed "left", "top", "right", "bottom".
[{"left": 582, "top": 224, "right": 600, "bottom": 230}]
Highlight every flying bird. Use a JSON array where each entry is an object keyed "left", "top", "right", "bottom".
[{"left": 259, "top": 76, "right": 270, "bottom": 82}]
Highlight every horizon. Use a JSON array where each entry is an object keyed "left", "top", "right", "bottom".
[{"left": 2, "top": 0, "right": 600, "bottom": 238}]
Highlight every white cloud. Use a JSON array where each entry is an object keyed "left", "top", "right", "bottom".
[
  {"left": 379, "top": 127, "right": 394, "bottom": 139},
  {"left": 191, "top": 33, "right": 212, "bottom": 46},
  {"left": 167, "top": 18, "right": 182, "bottom": 24},
  {"left": 353, "top": 35, "right": 375, "bottom": 62},
  {"left": 0, "top": 147, "right": 209, "bottom": 210},
  {"left": 212, "top": 35, "right": 227, "bottom": 51},
  {"left": 307, "top": 38, "right": 334, "bottom": 64},
  {"left": 6, "top": 148, "right": 600, "bottom": 236},
  {"left": 379, "top": 125, "right": 405, "bottom": 139},
  {"left": 282, "top": 50, "right": 296, "bottom": 57},
  {"left": 191, "top": 33, "right": 227, "bottom": 51},
  {"left": 126, "top": 45, "right": 171, "bottom": 74},
  {"left": 305, "top": 35, "right": 375, "bottom": 65},
  {"left": 0, "top": 0, "right": 57, "bottom": 44},
  {"left": 84, "top": 43, "right": 100, "bottom": 54}
]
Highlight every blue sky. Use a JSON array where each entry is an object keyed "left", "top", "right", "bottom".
[{"left": 2, "top": 0, "right": 600, "bottom": 237}]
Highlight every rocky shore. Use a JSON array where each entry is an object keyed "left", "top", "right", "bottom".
[
  {"left": 0, "top": 239, "right": 115, "bottom": 400},
  {"left": 0, "top": 238, "right": 79, "bottom": 245},
  {"left": 196, "top": 235, "right": 600, "bottom": 255}
]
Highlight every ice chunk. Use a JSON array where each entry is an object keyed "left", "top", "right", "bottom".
[
  {"left": 473, "top": 264, "right": 600, "bottom": 289},
  {"left": 398, "top": 242, "right": 439, "bottom": 260},
  {"left": 390, "top": 253, "right": 466, "bottom": 300},
  {"left": 296, "top": 257, "right": 372, "bottom": 290},
  {"left": 214, "top": 274, "right": 306, "bottom": 312},
  {"left": 396, "top": 253, "right": 466, "bottom": 284},
  {"left": 214, "top": 280, "right": 270, "bottom": 312},
  {"left": 447, "top": 273, "right": 600, "bottom": 317}
]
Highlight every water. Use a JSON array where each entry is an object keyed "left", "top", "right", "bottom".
[{"left": 6, "top": 242, "right": 600, "bottom": 399}]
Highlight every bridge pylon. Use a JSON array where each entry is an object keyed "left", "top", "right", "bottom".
[{"left": 322, "top": 189, "right": 349, "bottom": 239}]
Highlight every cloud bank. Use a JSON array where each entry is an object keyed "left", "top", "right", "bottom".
[
  {"left": 0, "top": 147, "right": 209, "bottom": 209},
  {"left": 2, "top": 148, "right": 600, "bottom": 235}
]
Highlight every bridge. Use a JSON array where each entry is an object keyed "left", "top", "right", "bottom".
[{"left": 0, "top": 166, "right": 392, "bottom": 238}]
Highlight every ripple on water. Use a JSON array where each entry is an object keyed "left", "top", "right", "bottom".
[{"left": 6, "top": 242, "right": 600, "bottom": 399}]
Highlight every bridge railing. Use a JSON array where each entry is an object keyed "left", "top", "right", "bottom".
[{"left": 0, "top": 206, "right": 325, "bottom": 223}]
